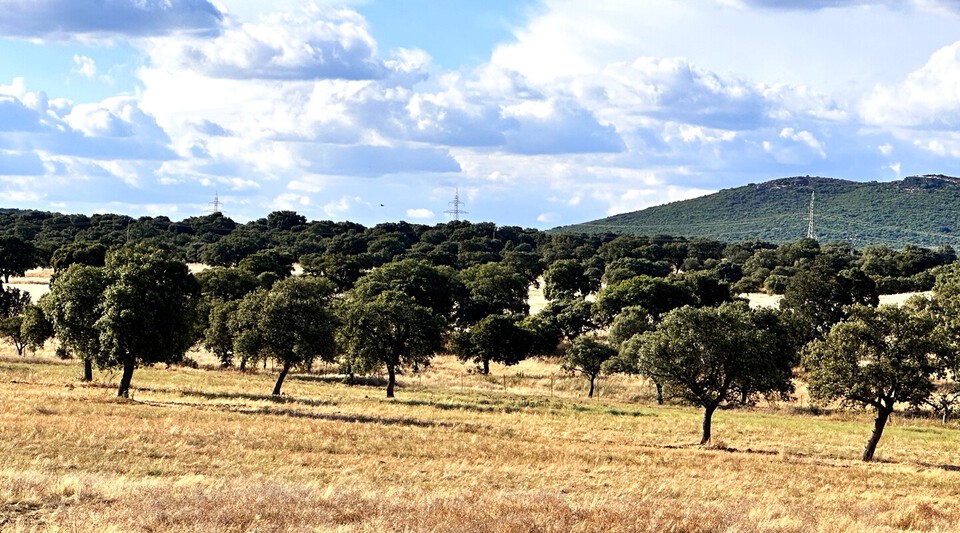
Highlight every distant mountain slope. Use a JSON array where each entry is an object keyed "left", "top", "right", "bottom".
[{"left": 557, "top": 175, "right": 960, "bottom": 248}]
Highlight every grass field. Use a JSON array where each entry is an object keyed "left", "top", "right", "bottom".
[{"left": 2, "top": 347, "right": 960, "bottom": 532}]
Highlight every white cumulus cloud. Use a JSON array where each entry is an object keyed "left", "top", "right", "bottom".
[{"left": 406, "top": 208, "right": 434, "bottom": 219}]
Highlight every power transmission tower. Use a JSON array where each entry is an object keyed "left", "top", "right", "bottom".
[
  {"left": 210, "top": 192, "right": 223, "bottom": 215},
  {"left": 445, "top": 188, "right": 468, "bottom": 221},
  {"left": 806, "top": 191, "right": 816, "bottom": 240}
]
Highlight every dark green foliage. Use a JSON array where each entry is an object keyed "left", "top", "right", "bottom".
[
  {"left": 802, "top": 304, "right": 953, "bottom": 461},
  {"left": 42, "top": 264, "right": 110, "bottom": 381},
  {"left": 779, "top": 267, "right": 878, "bottom": 343},
  {"left": 199, "top": 228, "right": 266, "bottom": 267},
  {"left": 237, "top": 250, "right": 294, "bottom": 282},
  {"left": 602, "top": 258, "right": 672, "bottom": 286},
  {"left": 299, "top": 252, "right": 369, "bottom": 292},
  {"left": 18, "top": 303, "right": 52, "bottom": 354},
  {"left": 0, "top": 286, "right": 30, "bottom": 318},
  {"left": 97, "top": 246, "right": 201, "bottom": 397},
  {"left": 559, "top": 175, "right": 960, "bottom": 248},
  {"left": 542, "top": 259, "right": 592, "bottom": 301},
  {"left": 195, "top": 267, "right": 261, "bottom": 303},
  {"left": 0, "top": 287, "right": 32, "bottom": 355},
  {"left": 458, "top": 262, "right": 529, "bottom": 325},
  {"left": 540, "top": 298, "right": 598, "bottom": 341},
  {"left": 232, "top": 277, "right": 339, "bottom": 395},
  {"left": 451, "top": 314, "right": 533, "bottom": 374},
  {"left": 499, "top": 249, "right": 545, "bottom": 286},
  {"left": 0, "top": 316, "right": 25, "bottom": 355},
  {"left": 0, "top": 236, "right": 37, "bottom": 282},
  {"left": 204, "top": 299, "right": 240, "bottom": 368},
  {"left": 266, "top": 210, "right": 306, "bottom": 232},
  {"left": 49, "top": 242, "right": 107, "bottom": 273},
  {"left": 621, "top": 302, "right": 792, "bottom": 444},
  {"left": 338, "top": 290, "right": 447, "bottom": 398},
  {"left": 351, "top": 259, "right": 464, "bottom": 321},
  {"left": 593, "top": 275, "right": 697, "bottom": 325},
  {"left": 675, "top": 270, "right": 734, "bottom": 307},
  {"left": 519, "top": 313, "right": 563, "bottom": 357},
  {"left": 607, "top": 306, "right": 653, "bottom": 348},
  {"left": 561, "top": 336, "right": 617, "bottom": 398}
]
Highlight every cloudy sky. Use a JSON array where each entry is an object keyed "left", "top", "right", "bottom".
[{"left": 3, "top": 0, "right": 960, "bottom": 227}]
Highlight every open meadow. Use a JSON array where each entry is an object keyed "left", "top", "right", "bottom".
[{"left": 2, "top": 347, "right": 960, "bottom": 532}]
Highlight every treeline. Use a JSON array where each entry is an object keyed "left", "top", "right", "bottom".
[
  {"left": 2, "top": 208, "right": 960, "bottom": 463},
  {"left": 0, "top": 208, "right": 955, "bottom": 295}
]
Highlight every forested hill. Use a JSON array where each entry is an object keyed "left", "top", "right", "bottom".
[{"left": 558, "top": 175, "right": 960, "bottom": 248}]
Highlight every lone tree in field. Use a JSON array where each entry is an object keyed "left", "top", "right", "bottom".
[
  {"left": 338, "top": 290, "right": 446, "bottom": 398},
  {"left": 232, "top": 277, "right": 339, "bottom": 395},
  {"left": 803, "top": 303, "right": 953, "bottom": 461},
  {"left": 562, "top": 336, "right": 617, "bottom": 398},
  {"left": 621, "top": 302, "right": 792, "bottom": 445},
  {"left": 96, "top": 246, "right": 200, "bottom": 397}
]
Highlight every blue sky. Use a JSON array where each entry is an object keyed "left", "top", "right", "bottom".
[{"left": 4, "top": 0, "right": 960, "bottom": 228}]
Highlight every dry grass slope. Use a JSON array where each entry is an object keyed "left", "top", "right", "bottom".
[{"left": 2, "top": 347, "right": 960, "bottom": 532}]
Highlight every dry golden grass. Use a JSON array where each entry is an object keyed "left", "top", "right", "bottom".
[{"left": 2, "top": 344, "right": 960, "bottom": 532}]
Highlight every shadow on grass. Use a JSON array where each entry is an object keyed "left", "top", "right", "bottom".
[
  {"left": 179, "top": 389, "right": 339, "bottom": 408},
  {"left": 661, "top": 443, "right": 779, "bottom": 456},
  {"left": 236, "top": 407, "right": 467, "bottom": 429},
  {"left": 288, "top": 374, "right": 390, "bottom": 387},
  {"left": 918, "top": 462, "right": 960, "bottom": 472}
]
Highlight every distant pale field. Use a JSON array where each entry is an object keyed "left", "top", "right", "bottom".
[
  {"left": 1, "top": 349, "right": 959, "bottom": 532},
  {"left": 746, "top": 292, "right": 933, "bottom": 309}
]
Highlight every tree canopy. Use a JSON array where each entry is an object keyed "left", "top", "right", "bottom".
[
  {"left": 338, "top": 290, "right": 446, "bottom": 398},
  {"left": 96, "top": 246, "right": 201, "bottom": 397},
  {"left": 232, "top": 276, "right": 339, "bottom": 395},
  {"left": 621, "top": 302, "right": 792, "bottom": 445},
  {"left": 561, "top": 336, "right": 617, "bottom": 398},
  {"left": 802, "top": 303, "right": 953, "bottom": 461}
]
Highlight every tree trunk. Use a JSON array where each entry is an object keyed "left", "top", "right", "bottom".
[
  {"left": 82, "top": 359, "right": 93, "bottom": 382},
  {"left": 117, "top": 358, "right": 135, "bottom": 398},
  {"left": 272, "top": 361, "right": 291, "bottom": 396},
  {"left": 700, "top": 404, "right": 718, "bottom": 445},
  {"left": 482, "top": 359, "right": 490, "bottom": 375},
  {"left": 386, "top": 364, "right": 396, "bottom": 398},
  {"left": 655, "top": 381, "right": 664, "bottom": 405},
  {"left": 862, "top": 406, "right": 893, "bottom": 461},
  {"left": 239, "top": 357, "right": 247, "bottom": 372},
  {"left": 943, "top": 407, "right": 951, "bottom": 426},
  {"left": 588, "top": 375, "right": 595, "bottom": 398}
]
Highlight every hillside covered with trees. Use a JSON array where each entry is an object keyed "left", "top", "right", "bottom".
[{"left": 559, "top": 175, "right": 960, "bottom": 248}]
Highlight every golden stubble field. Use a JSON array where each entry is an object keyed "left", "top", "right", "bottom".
[{"left": 2, "top": 347, "right": 960, "bottom": 532}]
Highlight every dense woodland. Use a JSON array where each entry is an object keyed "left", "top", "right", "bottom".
[{"left": 3, "top": 207, "right": 960, "bottom": 461}]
